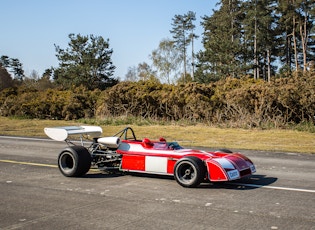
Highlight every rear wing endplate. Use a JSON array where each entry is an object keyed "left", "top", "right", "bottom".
[{"left": 44, "top": 126, "right": 102, "bottom": 141}]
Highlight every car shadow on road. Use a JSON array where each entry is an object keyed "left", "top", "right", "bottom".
[
  {"left": 84, "top": 170, "right": 179, "bottom": 179},
  {"left": 82, "top": 172, "right": 277, "bottom": 190},
  {"left": 199, "top": 174, "right": 278, "bottom": 190},
  {"left": 83, "top": 171, "right": 124, "bottom": 178}
]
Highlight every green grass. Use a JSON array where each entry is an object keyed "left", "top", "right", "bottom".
[{"left": 0, "top": 116, "right": 314, "bottom": 154}]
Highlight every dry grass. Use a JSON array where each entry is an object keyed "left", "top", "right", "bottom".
[{"left": 0, "top": 116, "right": 314, "bottom": 153}]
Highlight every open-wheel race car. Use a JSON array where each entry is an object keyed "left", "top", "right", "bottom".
[{"left": 44, "top": 126, "right": 256, "bottom": 188}]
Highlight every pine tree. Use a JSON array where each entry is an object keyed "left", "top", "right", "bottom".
[
  {"left": 170, "top": 11, "right": 197, "bottom": 83},
  {"left": 277, "top": 0, "right": 315, "bottom": 73},
  {"left": 242, "top": 0, "right": 279, "bottom": 81},
  {"left": 196, "top": 0, "right": 244, "bottom": 82},
  {"left": 54, "top": 33, "right": 117, "bottom": 90},
  {"left": 0, "top": 63, "right": 14, "bottom": 90}
]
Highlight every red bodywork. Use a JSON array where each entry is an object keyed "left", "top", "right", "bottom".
[{"left": 116, "top": 138, "right": 256, "bottom": 182}]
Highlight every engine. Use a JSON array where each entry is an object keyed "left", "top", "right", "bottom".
[{"left": 88, "top": 137, "right": 122, "bottom": 172}]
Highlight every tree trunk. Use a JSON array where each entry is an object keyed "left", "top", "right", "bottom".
[
  {"left": 254, "top": 0, "right": 258, "bottom": 80},
  {"left": 292, "top": 15, "right": 299, "bottom": 72},
  {"left": 191, "top": 34, "right": 194, "bottom": 81},
  {"left": 299, "top": 16, "right": 308, "bottom": 72},
  {"left": 267, "top": 49, "right": 271, "bottom": 82}
]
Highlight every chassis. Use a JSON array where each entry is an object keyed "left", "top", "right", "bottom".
[{"left": 45, "top": 126, "right": 256, "bottom": 188}]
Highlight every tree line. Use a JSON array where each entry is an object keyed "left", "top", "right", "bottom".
[
  {"left": 0, "top": 0, "right": 314, "bottom": 128},
  {"left": 195, "top": 0, "right": 315, "bottom": 83},
  {"left": 1, "top": 0, "right": 314, "bottom": 88}
]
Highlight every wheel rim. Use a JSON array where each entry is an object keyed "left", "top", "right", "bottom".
[
  {"left": 59, "top": 152, "right": 75, "bottom": 172},
  {"left": 176, "top": 161, "right": 197, "bottom": 185}
]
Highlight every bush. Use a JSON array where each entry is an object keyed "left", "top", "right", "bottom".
[{"left": 0, "top": 73, "right": 314, "bottom": 129}]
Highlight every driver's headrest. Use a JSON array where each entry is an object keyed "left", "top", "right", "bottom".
[
  {"left": 143, "top": 138, "right": 154, "bottom": 148},
  {"left": 159, "top": 137, "right": 166, "bottom": 142}
]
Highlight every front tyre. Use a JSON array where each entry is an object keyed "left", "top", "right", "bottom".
[
  {"left": 216, "top": 149, "right": 233, "bottom": 153},
  {"left": 174, "top": 156, "right": 206, "bottom": 188},
  {"left": 58, "top": 146, "right": 91, "bottom": 177}
]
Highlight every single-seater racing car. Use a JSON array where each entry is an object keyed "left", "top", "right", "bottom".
[{"left": 44, "top": 126, "right": 256, "bottom": 188}]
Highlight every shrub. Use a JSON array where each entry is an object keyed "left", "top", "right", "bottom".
[{"left": 1, "top": 73, "right": 314, "bottom": 129}]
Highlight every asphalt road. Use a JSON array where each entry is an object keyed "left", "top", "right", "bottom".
[{"left": 0, "top": 136, "right": 314, "bottom": 230}]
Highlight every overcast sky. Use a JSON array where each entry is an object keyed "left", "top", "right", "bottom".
[{"left": 1, "top": 0, "right": 219, "bottom": 80}]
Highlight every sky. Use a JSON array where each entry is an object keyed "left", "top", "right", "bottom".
[{"left": 1, "top": 0, "right": 219, "bottom": 80}]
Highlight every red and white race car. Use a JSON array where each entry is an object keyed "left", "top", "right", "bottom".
[{"left": 44, "top": 126, "right": 256, "bottom": 188}]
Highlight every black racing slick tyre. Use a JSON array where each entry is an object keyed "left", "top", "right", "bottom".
[
  {"left": 58, "top": 146, "right": 91, "bottom": 177},
  {"left": 174, "top": 156, "right": 206, "bottom": 188}
]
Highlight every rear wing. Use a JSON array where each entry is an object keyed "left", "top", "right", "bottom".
[{"left": 44, "top": 126, "right": 102, "bottom": 141}]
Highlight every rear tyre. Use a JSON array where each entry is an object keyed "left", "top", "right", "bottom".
[
  {"left": 174, "top": 156, "right": 206, "bottom": 188},
  {"left": 58, "top": 146, "right": 91, "bottom": 177}
]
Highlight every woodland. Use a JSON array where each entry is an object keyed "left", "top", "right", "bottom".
[{"left": 0, "top": 0, "right": 314, "bottom": 130}]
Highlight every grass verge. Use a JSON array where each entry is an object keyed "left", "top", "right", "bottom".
[{"left": 0, "top": 116, "right": 314, "bottom": 154}]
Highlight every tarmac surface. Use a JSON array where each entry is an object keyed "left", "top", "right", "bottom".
[{"left": 0, "top": 136, "right": 314, "bottom": 230}]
